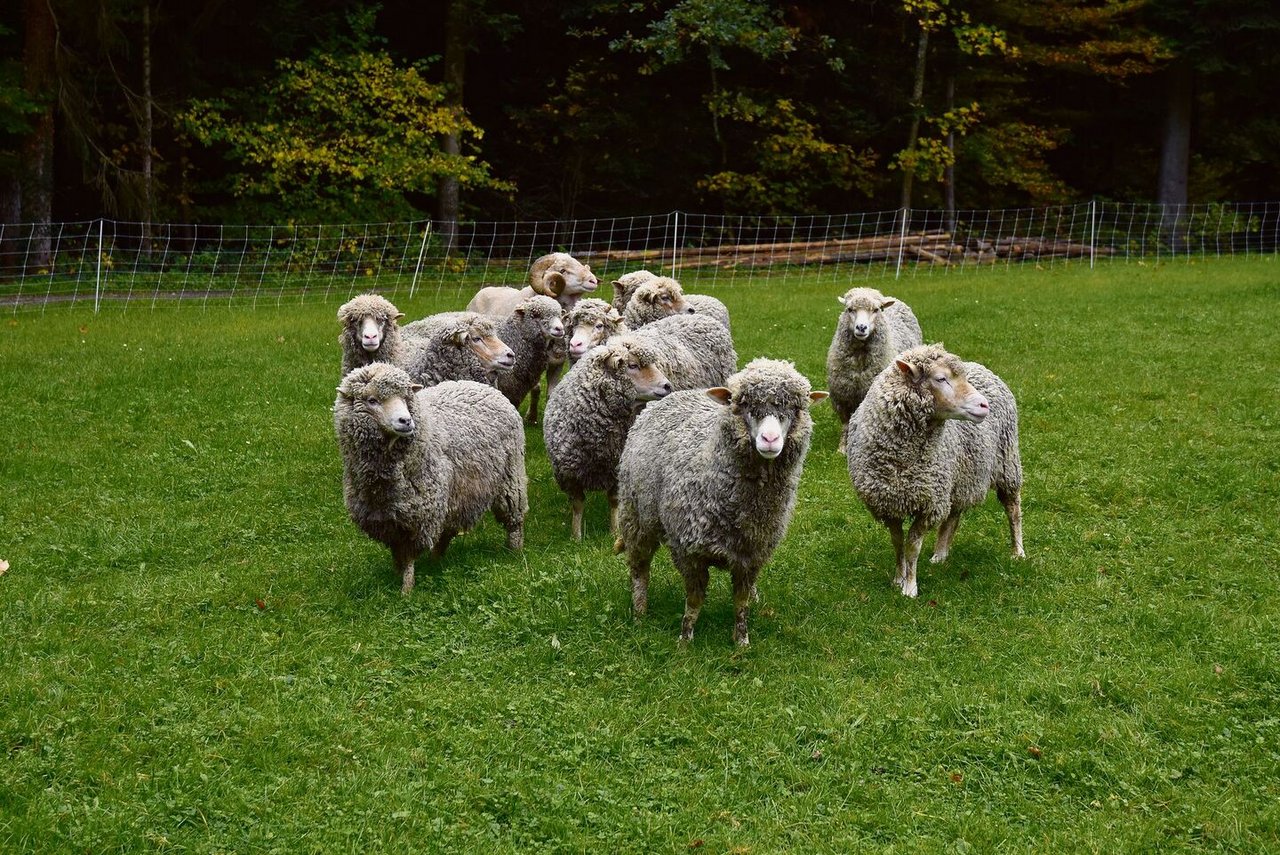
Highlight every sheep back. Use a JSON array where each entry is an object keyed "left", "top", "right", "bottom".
[
  {"left": 399, "top": 311, "right": 505, "bottom": 388},
  {"left": 633, "top": 313, "right": 737, "bottom": 391}
]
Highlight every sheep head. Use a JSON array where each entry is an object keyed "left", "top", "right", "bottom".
[
  {"left": 336, "top": 363, "right": 423, "bottom": 438},
  {"left": 338, "top": 293, "right": 404, "bottom": 354},
  {"left": 610, "top": 269, "right": 658, "bottom": 313},
  {"left": 512, "top": 295, "right": 566, "bottom": 341},
  {"left": 893, "top": 344, "right": 989, "bottom": 424},
  {"left": 708, "top": 358, "right": 827, "bottom": 460},
  {"left": 631, "top": 277, "right": 693, "bottom": 319},
  {"left": 603, "top": 337, "right": 672, "bottom": 401},
  {"left": 529, "top": 252, "right": 599, "bottom": 299},
  {"left": 836, "top": 287, "right": 898, "bottom": 343},
  {"left": 449, "top": 313, "right": 516, "bottom": 372},
  {"left": 566, "top": 298, "right": 626, "bottom": 360}
]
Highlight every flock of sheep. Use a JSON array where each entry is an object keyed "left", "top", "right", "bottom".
[{"left": 333, "top": 252, "right": 1025, "bottom": 645}]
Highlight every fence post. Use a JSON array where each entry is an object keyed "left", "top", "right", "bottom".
[
  {"left": 670, "top": 210, "right": 680, "bottom": 278},
  {"left": 894, "top": 208, "right": 909, "bottom": 280},
  {"left": 409, "top": 221, "right": 432, "bottom": 300},
  {"left": 1088, "top": 200, "right": 1098, "bottom": 269},
  {"left": 95, "top": 218, "right": 104, "bottom": 314}
]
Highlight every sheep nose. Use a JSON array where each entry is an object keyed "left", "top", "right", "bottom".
[
  {"left": 854, "top": 323, "right": 868, "bottom": 334},
  {"left": 393, "top": 415, "right": 415, "bottom": 433},
  {"left": 660, "top": 382, "right": 673, "bottom": 394},
  {"left": 685, "top": 306, "right": 695, "bottom": 313},
  {"left": 761, "top": 430, "right": 780, "bottom": 444}
]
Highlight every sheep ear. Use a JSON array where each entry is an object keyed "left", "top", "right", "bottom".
[
  {"left": 410, "top": 383, "right": 424, "bottom": 393},
  {"left": 452, "top": 329, "right": 469, "bottom": 345},
  {"left": 607, "top": 307, "right": 622, "bottom": 321},
  {"left": 542, "top": 271, "right": 567, "bottom": 297},
  {"left": 880, "top": 298, "right": 896, "bottom": 309},
  {"left": 706, "top": 387, "right": 732, "bottom": 406},
  {"left": 895, "top": 359, "right": 921, "bottom": 380},
  {"left": 809, "top": 391, "right": 830, "bottom": 404},
  {"left": 336, "top": 385, "right": 349, "bottom": 398},
  {"left": 513, "top": 305, "right": 527, "bottom": 318},
  {"left": 394, "top": 312, "right": 405, "bottom": 320},
  {"left": 836, "top": 296, "right": 847, "bottom": 307}
]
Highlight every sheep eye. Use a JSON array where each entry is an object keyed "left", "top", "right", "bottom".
[
  {"left": 594, "top": 322, "right": 604, "bottom": 330},
  {"left": 471, "top": 335, "right": 481, "bottom": 342},
  {"left": 628, "top": 362, "right": 639, "bottom": 370},
  {"left": 365, "top": 396, "right": 379, "bottom": 406}
]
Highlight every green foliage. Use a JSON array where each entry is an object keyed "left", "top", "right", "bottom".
[
  {"left": 962, "top": 121, "right": 1073, "bottom": 203},
  {"left": 2, "top": 259, "right": 1280, "bottom": 849},
  {"left": 699, "top": 96, "right": 877, "bottom": 212},
  {"left": 180, "top": 50, "right": 511, "bottom": 222},
  {"left": 609, "top": 0, "right": 799, "bottom": 72}
]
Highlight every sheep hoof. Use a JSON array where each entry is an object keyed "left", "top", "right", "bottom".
[
  {"left": 735, "top": 633, "right": 750, "bottom": 647},
  {"left": 612, "top": 537, "right": 625, "bottom": 555},
  {"left": 1011, "top": 547, "right": 1026, "bottom": 560},
  {"left": 900, "top": 582, "right": 919, "bottom": 598},
  {"left": 929, "top": 552, "right": 948, "bottom": 565}
]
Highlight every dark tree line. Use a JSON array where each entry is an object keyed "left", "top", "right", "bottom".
[{"left": 3, "top": 0, "right": 1279, "bottom": 243}]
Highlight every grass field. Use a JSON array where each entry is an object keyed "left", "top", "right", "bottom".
[{"left": 2, "top": 258, "right": 1278, "bottom": 852}]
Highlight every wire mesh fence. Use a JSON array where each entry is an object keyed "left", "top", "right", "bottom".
[{"left": 2, "top": 201, "right": 1278, "bottom": 312}]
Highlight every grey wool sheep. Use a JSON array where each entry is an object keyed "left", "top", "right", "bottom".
[
  {"left": 337, "top": 293, "right": 405, "bottom": 376},
  {"left": 632, "top": 313, "right": 737, "bottom": 392},
  {"left": 398, "top": 311, "right": 515, "bottom": 388},
  {"left": 612, "top": 269, "right": 731, "bottom": 331},
  {"left": 615, "top": 358, "right": 828, "bottom": 646},
  {"left": 621, "top": 276, "right": 695, "bottom": 328},
  {"left": 827, "top": 287, "right": 923, "bottom": 454},
  {"left": 491, "top": 295, "right": 566, "bottom": 421},
  {"left": 542, "top": 336, "right": 673, "bottom": 541},
  {"left": 565, "top": 298, "right": 627, "bottom": 362},
  {"left": 334, "top": 363, "right": 528, "bottom": 594},
  {"left": 846, "top": 343, "right": 1024, "bottom": 599}
]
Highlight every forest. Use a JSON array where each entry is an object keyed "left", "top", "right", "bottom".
[{"left": 3, "top": 0, "right": 1279, "bottom": 228}]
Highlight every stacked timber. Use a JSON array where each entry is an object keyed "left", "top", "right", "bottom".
[{"left": 578, "top": 231, "right": 1111, "bottom": 270}]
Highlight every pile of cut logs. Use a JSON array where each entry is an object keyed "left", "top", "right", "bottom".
[{"left": 578, "top": 231, "right": 1111, "bottom": 270}]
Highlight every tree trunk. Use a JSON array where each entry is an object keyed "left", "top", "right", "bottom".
[
  {"left": 21, "top": 0, "right": 57, "bottom": 271},
  {"left": 1156, "top": 58, "right": 1193, "bottom": 252},
  {"left": 943, "top": 74, "right": 956, "bottom": 234},
  {"left": 899, "top": 24, "right": 930, "bottom": 219},
  {"left": 437, "top": 0, "right": 468, "bottom": 256},
  {"left": 141, "top": 1, "right": 154, "bottom": 244}
]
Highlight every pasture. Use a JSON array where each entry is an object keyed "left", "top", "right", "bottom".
[{"left": 1, "top": 257, "right": 1278, "bottom": 852}]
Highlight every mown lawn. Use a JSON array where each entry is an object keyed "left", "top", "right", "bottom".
[{"left": 1, "top": 257, "right": 1278, "bottom": 852}]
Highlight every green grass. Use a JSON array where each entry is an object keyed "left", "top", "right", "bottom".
[{"left": 2, "top": 258, "right": 1278, "bottom": 852}]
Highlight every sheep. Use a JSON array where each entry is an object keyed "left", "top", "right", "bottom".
[
  {"left": 632, "top": 313, "right": 737, "bottom": 391},
  {"left": 490, "top": 294, "right": 566, "bottom": 417},
  {"left": 846, "top": 343, "right": 1024, "bottom": 599},
  {"left": 614, "top": 358, "right": 828, "bottom": 646},
  {"left": 612, "top": 269, "right": 731, "bottom": 331},
  {"left": 337, "top": 293, "right": 405, "bottom": 376},
  {"left": 466, "top": 253, "right": 600, "bottom": 423},
  {"left": 542, "top": 336, "right": 673, "bottom": 541},
  {"left": 621, "top": 276, "right": 695, "bottom": 328},
  {"left": 398, "top": 311, "right": 516, "bottom": 388},
  {"left": 565, "top": 298, "right": 627, "bottom": 362},
  {"left": 334, "top": 362, "right": 528, "bottom": 594},
  {"left": 826, "top": 287, "right": 923, "bottom": 454}
]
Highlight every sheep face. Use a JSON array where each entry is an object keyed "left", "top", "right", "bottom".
[
  {"left": 837, "top": 288, "right": 897, "bottom": 342},
  {"left": 708, "top": 360, "right": 829, "bottom": 460},
  {"left": 610, "top": 269, "right": 658, "bottom": 312},
  {"left": 514, "top": 295, "right": 566, "bottom": 341},
  {"left": 634, "top": 278, "right": 693, "bottom": 318},
  {"left": 607, "top": 340, "right": 672, "bottom": 401},
  {"left": 456, "top": 318, "right": 516, "bottom": 371},
  {"left": 566, "top": 299, "right": 624, "bottom": 360},
  {"left": 532, "top": 253, "right": 599, "bottom": 299},
  {"left": 338, "top": 295, "right": 403, "bottom": 353},
  {"left": 337, "top": 364, "right": 423, "bottom": 438},
  {"left": 895, "top": 349, "right": 990, "bottom": 423}
]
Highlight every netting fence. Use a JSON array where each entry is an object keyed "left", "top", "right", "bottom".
[{"left": 2, "top": 201, "right": 1278, "bottom": 312}]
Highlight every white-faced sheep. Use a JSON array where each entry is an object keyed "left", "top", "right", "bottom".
[
  {"left": 398, "top": 311, "right": 515, "bottom": 388},
  {"left": 565, "top": 298, "right": 627, "bottom": 362},
  {"left": 621, "top": 276, "right": 695, "bottom": 328},
  {"left": 338, "top": 293, "right": 405, "bottom": 376},
  {"left": 334, "top": 363, "right": 528, "bottom": 594},
  {"left": 491, "top": 295, "right": 566, "bottom": 419},
  {"left": 615, "top": 358, "right": 828, "bottom": 646},
  {"left": 826, "top": 287, "right": 923, "bottom": 454},
  {"left": 542, "top": 337, "right": 673, "bottom": 541},
  {"left": 612, "top": 269, "right": 731, "bottom": 331},
  {"left": 846, "top": 343, "right": 1024, "bottom": 599}
]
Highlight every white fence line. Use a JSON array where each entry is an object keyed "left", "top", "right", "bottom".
[{"left": 2, "top": 202, "right": 1278, "bottom": 312}]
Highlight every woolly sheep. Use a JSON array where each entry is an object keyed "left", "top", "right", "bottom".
[
  {"left": 621, "top": 276, "right": 695, "bottom": 328},
  {"left": 398, "top": 311, "right": 515, "bottom": 388},
  {"left": 846, "top": 343, "right": 1024, "bottom": 599},
  {"left": 612, "top": 269, "right": 731, "bottom": 331},
  {"left": 615, "top": 358, "right": 828, "bottom": 646},
  {"left": 542, "top": 336, "right": 673, "bottom": 541},
  {"left": 565, "top": 298, "right": 627, "bottom": 362},
  {"left": 632, "top": 313, "right": 737, "bottom": 391},
  {"left": 334, "top": 363, "right": 528, "bottom": 594},
  {"left": 827, "top": 287, "right": 923, "bottom": 454},
  {"left": 491, "top": 295, "right": 566, "bottom": 419},
  {"left": 338, "top": 293, "right": 406, "bottom": 376}
]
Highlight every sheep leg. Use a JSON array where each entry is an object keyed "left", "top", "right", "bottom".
[
  {"left": 676, "top": 558, "right": 711, "bottom": 644},
  {"left": 885, "top": 518, "right": 906, "bottom": 589},
  {"left": 998, "top": 485, "right": 1026, "bottom": 558},
  {"left": 393, "top": 543, "right": 417, "bottom": 595},
  {"left": 491, "top": 491, "right": 525, "bottom": 551},
  {"left": 525, "top": 385, "right": 541, "bottom": 426},
  {"left": 431, "top": 528, "right": 457, "bottom": 559},
  {"left": 607, "top": 491, "right": 619, "bottom": 534},
  {"left": 629, "top": 556, "right": 651, "bottom": 618},
  {"left": 931, "top": 512, "right": 963, "bottom": 564},
  {"left": 836, "top": 413, "right": 850, "bottom": 455},
  {"left": 732, "top": 568, "right": 759, "bottom": 647},
  {"left": 569, "top": 490, "right": 586, "bottom": 542},
  {"left": 900, "top": 518, "right": 930, "bottom": 598}
]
